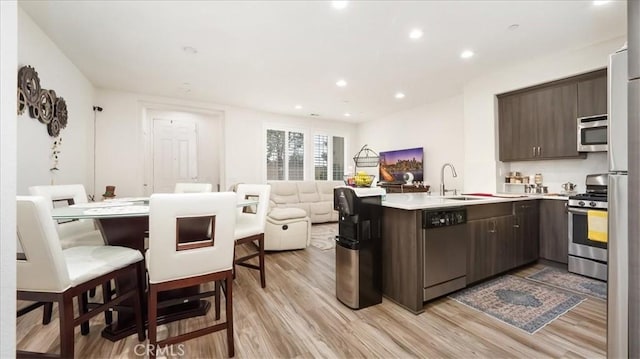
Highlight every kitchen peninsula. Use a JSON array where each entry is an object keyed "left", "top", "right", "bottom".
[{"left": 381, "top": 193, "right": 563, "bottom": 314}]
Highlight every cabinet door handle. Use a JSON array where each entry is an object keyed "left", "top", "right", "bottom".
[
  {"left": 537, "top": 146, "right": 541, "bottom": 156},
  {"left": 532, "top": 147, "right": 536, "bottom": 157},
  {"left": 488, "top": 220, "right": 497, "bottom": 233},
  {"left": 513, "top": 224, "right": 520, "bottom": 228}
]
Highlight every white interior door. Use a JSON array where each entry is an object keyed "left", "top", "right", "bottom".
[{"left": 153, "top": 118, "right": 198, "bottom": 193}]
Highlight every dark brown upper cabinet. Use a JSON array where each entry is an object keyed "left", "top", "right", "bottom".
[
  {"left": 497, "top": 69, "right": 605, "bottom": 162},
  {"left": 577, "top": 70, "right": 608, "bottom": 118}
]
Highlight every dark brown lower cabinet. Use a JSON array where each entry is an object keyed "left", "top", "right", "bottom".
[
  {"left": 539, "top": 199, "right": 569, "bottom": 264},
  {"left": 467, "top": 201, "right": 540, "bottom": 285},
  {"left": 467, "top": 219, "right": 497, "bottom": 284},
  {"left": 514, "top": 201, "right": 540, "bottom": 266},
  {"left": 467, "top": 204, "right": 514, "bottom": 284}
]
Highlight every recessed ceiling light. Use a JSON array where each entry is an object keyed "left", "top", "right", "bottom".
[
  {"left": 395, "top": 92, "right": 406, "bottom": 99},
  {"left": 460, "top": 50, "right": 475, "bottom": 59},
  {"left": 336, "top": 79, "right": 347, "bottom": 87},
  {"left": 332, "top": 1, "right": 348, "bottom": 10},
  {"left": 294, "top": 105, "right": 303, "bottom": 109},
  {"left": 409, "top": 29, "right": 423, "bottom": 40},
  {"left": 182, "top": 46, "right": 198, "bottom": 54},
  {"left": 593, "top": 0, "right": 610, "bottom": 5},
  {"left": 344, "top": 112, "right": 351, "bottom": 117}
]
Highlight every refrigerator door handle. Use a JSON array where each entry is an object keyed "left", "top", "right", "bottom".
[{"left": 607, "top": 174, "right": 629, "bottom": 358}]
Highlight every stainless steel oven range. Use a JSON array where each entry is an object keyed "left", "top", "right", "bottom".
[{"left": 567, "top": 173, "right": 608, "bottom": 281}]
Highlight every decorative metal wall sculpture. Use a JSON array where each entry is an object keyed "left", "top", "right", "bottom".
[{"left": 17, "top": 65, "right": 68, "bottom": 137}]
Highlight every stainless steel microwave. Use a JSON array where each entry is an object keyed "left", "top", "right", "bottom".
[{"left": 577, "top": 114, "right": 608, "bottom": 152}]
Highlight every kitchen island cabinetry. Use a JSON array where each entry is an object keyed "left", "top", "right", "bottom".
[
  {"left": 539, "top": 199, "right": 569, "bottom": 264},
  {"left": 381, "top": 206, "right": 424, "bottom": 314},
  {"left": 380, "top": 195, "right": 544, "bottom": 314}
]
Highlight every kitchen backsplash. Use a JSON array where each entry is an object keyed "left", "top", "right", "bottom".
[{"left": 499, "top": 152, "right": 608, "bottom": 194}]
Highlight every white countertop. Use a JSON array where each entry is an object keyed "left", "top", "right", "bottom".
[{"left": 381, "top": 193, "right": 567, "bottom": 210}]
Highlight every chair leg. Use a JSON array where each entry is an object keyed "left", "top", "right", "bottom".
[
  {"left": 259, "top": 235, "right": 266, "bottom": 288},
  {"left": 215, "top": 280, "right": 221, "bottom": 320},
  {"left": 42, "top": 302, "right": 53, "bottom": 325},
  {"left": 148, "top": 284, "right": 158, "bottom": 359},
  {"left": 103, "top": 281, "right": 113, "bottom": 325},
  {"left": 225, "top": 275, "right": 235, "bottom": 358},
  {"left": 59, "top": 294, "right": 75, "bottom": 359},
  {"left": 232, "top": 245, "right": 237, "bottom": 279},
  {"left": 134, "top": 262, "right": 146, "bottom": 342},
  {"left": 79, "top": 292, "right": 90, "bottom": 335},
  {"left": 89, "top": 287, "right": 96, "bottom": 298}
]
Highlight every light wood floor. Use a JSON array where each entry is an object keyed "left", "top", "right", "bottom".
[{"left": 17, "top": 224, "right": 606, "bottom": 358}]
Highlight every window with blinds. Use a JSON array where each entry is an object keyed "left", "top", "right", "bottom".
[
  {"left": 266, "top": 129, "right": 304, "bottom": 180},
  {"left": 314, "top": 134, "right": 345, "bottom": 181}
]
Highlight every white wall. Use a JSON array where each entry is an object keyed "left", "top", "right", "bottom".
[
  {"left": 17, "top": 8, "right": 95, "bottom": 195},
  {"left": 0, "top": 1, "right": 18, "bottom": 356},
  {"left": 94, "top": 89, "right": 358, "bottom": 196},
  {"left": 357, "top": 94, "right": 465, "bottom": 192},
  {"left": 463, "top": 36, "right": 625, "bottom": 193}
]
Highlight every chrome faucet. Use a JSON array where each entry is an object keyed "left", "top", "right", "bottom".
[{"left": 439, "top": 163, "right": 458, "bottom": 196}]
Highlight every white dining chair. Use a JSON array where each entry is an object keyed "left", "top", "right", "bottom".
[
  {"left": 174, "top": 182, "right": 213, "bottom": 193},
  {"left": 147, "top": 192, "right": 236, "bottom": 358},
  {"left": 27, "top": 184, "right": 111, "bottom": 329},
  {"left": 16, "top": 196, "right": 145, "bottom": 358},
  {"left": 28, "top": 184, "right": 105, "bottom": 249},
  {"left": 233, "top": 184, "right": 271, "bottom": 288}
]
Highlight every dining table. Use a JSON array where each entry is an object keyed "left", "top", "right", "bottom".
[{"left": 51, "top": 196, "right": 258, "bottom": 342}]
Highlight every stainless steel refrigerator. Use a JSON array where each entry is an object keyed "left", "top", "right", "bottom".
[
  {"left": 607, "top": 46, "right": 629, "bottom": 359},
  {"left": 608, "top": 1, "right": 639, "bottom": 357},
  {"left": 627, "top": 1, "right": 640, "bottom": 357}
]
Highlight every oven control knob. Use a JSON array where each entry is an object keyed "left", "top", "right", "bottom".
[
  {"left": 578, "top": 201, "right": 585, "bottom": 207},
  {"left": 590, "top": 201, "right": 597, "bottom": 207}
]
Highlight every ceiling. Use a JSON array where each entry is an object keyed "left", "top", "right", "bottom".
[{"left": 19, "top": 1, "right": 626, "bottom": 123}]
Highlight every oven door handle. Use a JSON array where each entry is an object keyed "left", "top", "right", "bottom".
[{"left": 567, "top": 207, "right": 599, "bottom": 215}]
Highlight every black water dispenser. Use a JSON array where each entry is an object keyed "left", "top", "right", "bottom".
[{"left": 333, "top": 186, "right": 384, "bottom": 309}]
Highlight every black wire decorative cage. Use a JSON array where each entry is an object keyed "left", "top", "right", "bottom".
[{"left": 352, "top": 144, "right": 379, "bottom": 168}]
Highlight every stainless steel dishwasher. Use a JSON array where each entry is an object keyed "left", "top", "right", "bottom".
[{"left": 422, "top": 208, "right": 468, "bottom": 301}]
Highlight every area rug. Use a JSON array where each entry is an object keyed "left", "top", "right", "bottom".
[
  {"left": 310, "top": 223, "right": 337, "bottom": 250},
  {"left": 449, "top": 275, "right": 585, "bottom": 334},
  {"left": 526, "top": 267, "right": 607, "bottom": 300}
]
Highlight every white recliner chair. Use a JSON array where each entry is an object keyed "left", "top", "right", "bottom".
[{"left": 264, "top": 207, "right": 311, "bottom": 251}]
